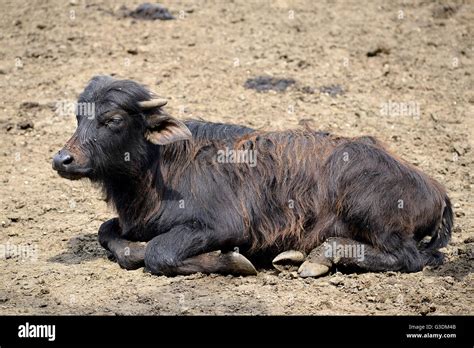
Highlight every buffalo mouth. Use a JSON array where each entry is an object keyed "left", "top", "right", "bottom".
[{"left": 54, "top": 168, "right": 92, "bottom": 180}]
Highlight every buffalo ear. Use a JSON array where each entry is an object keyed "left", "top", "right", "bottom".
[{"left": 145, "top": 115, "right": 192, "bottom": 145}]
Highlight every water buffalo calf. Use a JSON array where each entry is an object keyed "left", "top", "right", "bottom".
[{"left": 52, "top": 76, "right": 453, "bottom": 277}]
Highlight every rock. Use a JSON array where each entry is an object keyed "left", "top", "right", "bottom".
[
  {"left": 319, "top": 84, "right": 344, "bottom": 97},
  {"left": 452, "top": 142, "right": 470, "bottom": 156},
  {"left": 125, "top": 3, "right": 175, "bottom": 21},
  {"left": 329, "top": 276, "right": 344, "bottom": 286},
  {"left": 263, "top": 275, "right": 277, "bottom": 285},
  {"left": 419, "top": 304, "right": 436, "bottom": 316},
  {"left": 127, "top": 48, "right": 138, "bottom": 55},
  {"left": 1, "top": 219, "right": 12, "bottom": 228},
  {"left": 4, "top": 123, "right": 14, "bottom": 132},
  {"left": 20, "top": 101, "right": 40, "bottom": 109},
  {"left": 244, "top": 76, "right": 296, "bottom": 92},
  {"left": 8, "top": 215, "right": 20, "bottom": 222},
  {"left": 432, "top": 4, "right": 459, "bottom": 19},
  {"left": 367, "top": 46, "right": 390, "bottom": 57},
  {"left": 300, "top": 86, "right": 315, "bottom": 94},
  {"left": 17, "top": 120, "right": 34, "bottom": 130},
  {"left": 290, "top": 271, "right": 299, "bottom": 279},
  {"left": 455, "top": 211, "right": 465, "bottom": 218},
  {"left": 0, "top": 296, "right": 9, "bottom": 303},
  {"left": 463, "top": 236, "right": 474, "bottom": 244},
  {"left": 297, "top": 60, "right": 310, "bottom": 69}
]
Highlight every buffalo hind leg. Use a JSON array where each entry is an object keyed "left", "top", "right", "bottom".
[
  {"left": 98, "top": 218, "right": 146, "bottom": 270},
  {"left": 298, "top": 237, "right": 424, "bottom": 277},
  {"left": 272, "top": 237, "right": 424, "bottom": 277}
]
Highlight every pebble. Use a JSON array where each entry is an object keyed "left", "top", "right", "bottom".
[
  {"left": 263, "top": 275, "right": 277, "bottom": 285},
  {"left": 329, "top": 276, "right": 344, "bottom": 286},
  {"left": 319, "top": 84, "right": 344, "bottom": 97},
  {"left": 125, "top": 3, "right": 175, "bottom": 21},
  {"left": 463, "top": 236, "right": 474, "bottom": 244},
  {"left": 0, "top": 296, "right": 9, "bottom": 303},
  {"left": 17, "top": 120, "right": 34, "bottom": 130}
]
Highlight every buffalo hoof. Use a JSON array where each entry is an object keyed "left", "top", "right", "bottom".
[
  {"left": 225, "top": 251, "right": 258, "bottom": 276},
  {"left": 272, "top": 250, "right": 305, "bottom": 272},
  {"left": 298, "top": 261, "right": 330, "bottom": 278}
]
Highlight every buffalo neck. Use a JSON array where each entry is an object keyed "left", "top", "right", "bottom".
[{"left": 101, "top": 141, "right": 192, "bottom": 235}]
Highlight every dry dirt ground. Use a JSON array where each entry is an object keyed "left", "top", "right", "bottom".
[{"left": 0, "top": 0, "right": 473, "bottom": 315}]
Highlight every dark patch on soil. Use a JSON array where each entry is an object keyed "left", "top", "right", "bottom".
[{"left": 244, "top": 76, "right": 296, "bottom": 92}]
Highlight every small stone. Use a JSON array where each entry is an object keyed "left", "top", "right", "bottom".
[
  {"left": 329, "top": 276, "right": 344, "bottom": 286},
  {"left": 463, "top": 236, "right": 474, "bottom": 244},
  {"left": 17, "top": 120, "right": 34, "bottom": 130},
  {"left": 319, "top": 85, "right": 344, "bottom": 97},
  {"left": 8, "top": 215, "right": 20, "bottom": 222},
  {"left": 20, "top": 101, "right": 40, "bottom": 109},
  {"left": 125, "top": 3, "right": 175, "bottom": 21},
  {"left": 0, "top": 296, "right": 9, "bottom": 303},
  {"left": 419, "top": 304, "right": 436, "bottom": 316},
  {"left": 263, "top": 275, "right": 277, "bottom": 285},
  {"left": 4, "top": 123, "right": 14, "bottom": 131},
  {"left": 367, "top": 46, "right": 390, "bottom": 57},
  {"left": 300, "top": 86, "right": 315, "bottom": 94}
]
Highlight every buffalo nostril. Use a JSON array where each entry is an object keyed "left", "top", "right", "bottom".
[
  {"left": 62, "top": 155, "right": 73, "bottom": 165},
  {"left": 53, "top": 151, "right": 75, "bottom": 171}
]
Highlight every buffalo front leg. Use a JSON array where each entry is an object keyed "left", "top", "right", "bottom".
[
  {"left": 98, "top": 218, "right": 146, "bottom": 270},
  {"left": 144, "top": 226, "right": 257, "bottom": 276}
]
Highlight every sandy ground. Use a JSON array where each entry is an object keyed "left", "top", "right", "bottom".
[{"left": 0, "top": 0, "right": 473, "bottom": 315}]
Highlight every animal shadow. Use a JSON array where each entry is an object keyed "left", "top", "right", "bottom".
[
  {"left": 423, "top": 249, "right": 473, "bottom": 280},
  {"left": 48, "top": 233, "right": 107, "bottom": 265}
]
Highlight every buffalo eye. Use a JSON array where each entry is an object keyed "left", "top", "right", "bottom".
[{"left": 105, "top": 115, "right": 124, "bottom": 128}]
